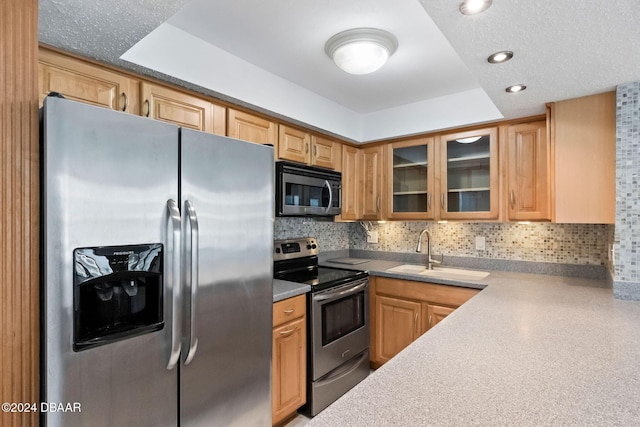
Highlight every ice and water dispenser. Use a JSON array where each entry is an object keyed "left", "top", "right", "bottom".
[{"left": 73, "top": 244, "right": 164, "bottom": 351}]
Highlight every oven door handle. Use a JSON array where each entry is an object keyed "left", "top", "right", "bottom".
[
  {"left": 313, "top": 281, "right": 367, "bottom": 302},
  {"left": 324, "top": 179, "right": 333, "bottom": 213}
]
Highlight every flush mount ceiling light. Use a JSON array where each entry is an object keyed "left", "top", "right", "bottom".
[
  {"left": 487, "top": 50, "right": 513, "bottom": 64},
  {"left": 325, "top": 28, "right": 398, "bottom": 75},
  {"left": 506, "top": 84, "right": 527, "bottom": 93},
  {"left": 456, "top": 136, "right": 482, "bottom": 143},
  {"left": 459, "top": 0, "right": 493, "bottom": 15}
]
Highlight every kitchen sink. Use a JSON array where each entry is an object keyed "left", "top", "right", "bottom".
[{"left": 385, "top": 264, "right": 490, "bottom": 280}]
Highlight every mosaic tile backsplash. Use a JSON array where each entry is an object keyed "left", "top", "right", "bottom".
[
  {"left": 614, "top": 82, "right": 640, "bottom": 299},
  {"left": 275, "top": 218, "right": 613, "bottom": 267},
  {"left": 351, "top": 222, "right": 612, "bottom": 265}
]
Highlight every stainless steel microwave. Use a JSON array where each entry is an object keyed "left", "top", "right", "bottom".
[{"left": 276, "top": 161, "right": 342, "bottom": 217}]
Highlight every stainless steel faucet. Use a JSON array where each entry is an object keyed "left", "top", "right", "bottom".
[{"left": 416, "top": 229, "right": 441, "bottom": 270}]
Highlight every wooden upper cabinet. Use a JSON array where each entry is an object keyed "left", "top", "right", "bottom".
[
  {"left": 507, "top": 121, "right": 550, "bottom": 221},
  {"left": 550, "top": 92, "right": 616, "bottom": 224},
  {"left": 227, "top": 108, "right": 278, "bottom": 147},
  {"left": 278, "top": 125, "right": 311, "bottom": 163},
  {"left": 439, "top": 127, "right": 499, "bottom": 220},
  {"left": 141, "top": 82, "right": 225, "bottom": 134},
  {"left": 311, "top": 136, "right": 342, "bottom": 171},
  {"left": 387, "top": 137, "right": 435, "bottom": 220},
  {"left": 39, "top": 48, "right": 139, "bottom": 114},
  {"left": 340, "top": 145, "right": 360, "bottom": 221},
  {"left": 278, "top": 128, "right": 342, "bottom": 171},
  {"left": 359, "top": 145, "right": 384, "bottom": 220}
]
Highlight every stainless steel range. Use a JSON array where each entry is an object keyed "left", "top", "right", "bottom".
[{"left": 274, "top": 238, "right": 370, "bottom": 417}]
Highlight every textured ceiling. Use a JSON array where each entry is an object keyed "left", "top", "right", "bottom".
[{"left": 38, "top": 0, "right": 640, "bottom": 142}]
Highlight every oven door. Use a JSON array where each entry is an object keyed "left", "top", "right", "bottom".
[{"left": 310, "top": 278, "right": 369, "bottom": 380}]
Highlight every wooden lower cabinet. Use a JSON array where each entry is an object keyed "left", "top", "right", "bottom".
[
  {"left": 375, "top": 295, "right": 421, "bottom": 365},
  {"left": 272, "top": 295, "right": 306, "bottom": 425},
  {"left": 422, "top": 303, "right": 455, "bottom": 332},
  {"left": 370, "top": 276, "right": 479, "bottom": 368}
]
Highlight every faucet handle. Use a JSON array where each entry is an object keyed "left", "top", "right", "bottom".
[{"left": 429, "top": 254, "right": 443, "bottom": 265}]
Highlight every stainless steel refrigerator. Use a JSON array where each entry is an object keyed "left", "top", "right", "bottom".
[{"left": 41, "top": 96, "right": 274, "bottom": 426}]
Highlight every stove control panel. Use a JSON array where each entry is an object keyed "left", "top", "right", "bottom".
[{"left": 274, "top": 237, "right": 318, "bottom": 261}]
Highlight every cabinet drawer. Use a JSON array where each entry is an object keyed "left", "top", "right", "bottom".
[
  {"left": 273, "top": 294, "right": 306, "bottom": 327},
  {"left": 375, "top": 277, "right": 479, "bottom": 308}
]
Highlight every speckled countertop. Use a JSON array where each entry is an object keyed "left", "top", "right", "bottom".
[
  {"left": 309, "top": 259, "right": 640, "bottom": 426},
  {"left": 273, "top": 278, "right": 309, "bottom": 302}
]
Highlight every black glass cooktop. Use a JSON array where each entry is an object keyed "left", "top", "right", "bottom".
[{"left": 275, "top": 266, "right": 367, "bottom": 292}]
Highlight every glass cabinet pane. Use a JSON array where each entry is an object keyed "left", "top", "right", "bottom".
[
  {"left": 392, "top": 144, "right": 428, "bottom": 213},
  {"left": 445, "top": 134, "right": 491, "bottom": 213}
]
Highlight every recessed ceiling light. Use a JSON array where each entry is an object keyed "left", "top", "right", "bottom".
[
  {"left": 506, "top": 84, "right": 527, "bottom": 93},
  {"left": 487, "top": 51, "right": 513, "bottom": 64},
  {"left": 459, "top": 0, "right": 492, "bottom": 15},
  {"left": 325, "top": 28, "right": 398, "bottom": 75}
]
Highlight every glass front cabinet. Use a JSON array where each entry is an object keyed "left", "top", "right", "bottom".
[
  {"left": 439, "top": 127, "right": 499, "bottom": 220},
  {"left": 386, "top": 137, "right": 435, "bottom": 219}
]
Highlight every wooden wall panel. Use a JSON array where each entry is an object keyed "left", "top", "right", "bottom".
[{"left": 1, "top": 0, "right": 39, "bottom": 426}]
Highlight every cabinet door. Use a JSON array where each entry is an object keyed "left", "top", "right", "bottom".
[
  {"left": 421, "top": 303, "right": 455, "bottom": 334},
  {"left": 227, "top": 108, "right": 278, "bottom": 147},
  {"left": 312, "top": 136, "right": 342, "bottom": 171},
  {"left": 340, "top": 145, "right": 360, "bottom": 221},
  {"left": 374, "top": 295, "right": 421, "bottom": 365},
  {"left": 439, "top": 127, "right": 498, "bottom": 220},
  {"left": 272, "top": 316, "right": 306, "bottom": 425},
  {"left": 508, "top": 121, "right": 550, "bottom": 221},
  {"left": 141, "top": 82, "right": 224, "bottom": 134},
  {"left": 387, "top": 137, "right": 435, "bottom": 220},
  {"left": 39, "top": 48, "right": 139, "bottom": 114},
  {"left": 551, "top": 92, "right": 615, "bottom": 224},
  {"left": 278, "top": 125, "right": 310, "bottom": 164},
  {"left": 359, "top": 145, "right": 384, "bottom": 220}
]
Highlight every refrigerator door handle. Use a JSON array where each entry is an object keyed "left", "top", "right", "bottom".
[
  {"left": 166, "top": 199, "right": 182, "bottom": 370},
  {"left": 184, "top": 200, "right": 199, "bottom": 365}
]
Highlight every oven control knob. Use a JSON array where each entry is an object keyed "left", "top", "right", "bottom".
[
  {"left": 311, "top": 244, "right": 317, "bottom": 249},
  {"left": 306, "top": 244, "right": 312, "bottom": 250},
  {"left": 275, "top": 248, "right": 281, "bottom": 253}
]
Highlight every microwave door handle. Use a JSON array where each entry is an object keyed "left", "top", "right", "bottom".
[
  {"left": 184, "top": 200, "right": 199, "bottom": 365},
  {"left": 324, "top": 180, "right": 333, "bottom": 213},
  {"left": 166, "top": 199, "right": 182, "bottom": 370},
  {"left": 313, "top": 281, "right": 367, "bottom": 302}
]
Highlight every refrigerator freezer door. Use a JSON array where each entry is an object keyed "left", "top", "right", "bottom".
[
  {"left": 180, "top": 129, "right": 274, "bottom": 426},
  {"left": 42, "top": 97, "right": 179, "bottom": 426}
]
